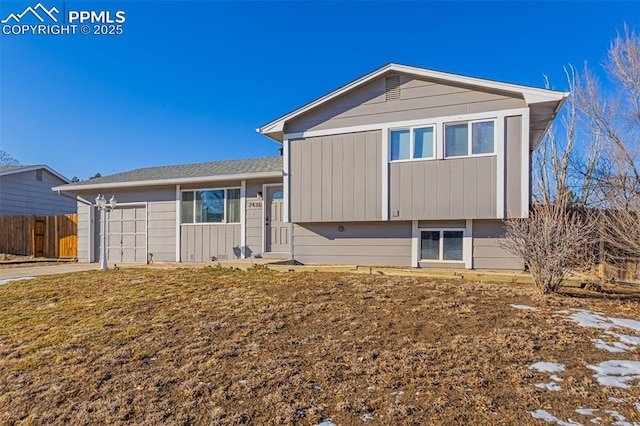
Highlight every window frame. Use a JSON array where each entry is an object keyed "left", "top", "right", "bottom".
[
  {"left": 389, "top": 124, "right": 436, "bottom": 162},
  {"left": 418, "top": 228, "right": 465, "bottom": 262},
  {"left": 444, "top": 118, "right": 496, "bottom": 159},
  {"left": 181, "top": 187, "right": 241, "bottom": 225}
]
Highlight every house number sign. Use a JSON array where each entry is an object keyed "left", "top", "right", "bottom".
[{"left": 248, "top": 201, "right": 262, "bottom": 208}]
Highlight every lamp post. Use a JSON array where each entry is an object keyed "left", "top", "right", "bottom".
[{"left": 95, "top": 194, "right": 118, "bottom": 270}]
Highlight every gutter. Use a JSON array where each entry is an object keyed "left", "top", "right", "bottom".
[
  {"left": 52, "top": 171, "right": 283, "bottom": 192},
  {"left": 56, "top": 190, "right": 93, "bottom": 205}
]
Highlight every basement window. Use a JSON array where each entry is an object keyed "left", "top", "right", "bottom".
[
  {"left": 181, "top": 188, "right": 240, "bottom": 224},
  {"left": 420, "top": 229, "right": 463, "bottom": 261}
]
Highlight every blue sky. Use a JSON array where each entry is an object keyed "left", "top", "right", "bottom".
[{"left": 1, "top": 1, "right": 638, "bottom": 180}]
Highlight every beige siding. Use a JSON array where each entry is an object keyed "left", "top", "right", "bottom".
[
  {"left": 290, "top": 131, "right": 382, "bottom": 222},
  {"left": 390, "top": 157, "right": 496, "bottom": 220},
  {"left": 505, "top": 116, "right": 523, "bottom": 217},
  {"left": 286, "top": 74, "right": 526, "bottom": 134},
  {"left": 0, "top": 170, "right": 76, "bottom": 215},
  {"left": 473, "top": 219, "right": 524, "bottom": 270},
  {"left": 181, "top": 224, "right": 241, "bottom": 262},
  {"left": 293, "top": 222, "right": 411, "bottom": 266}
]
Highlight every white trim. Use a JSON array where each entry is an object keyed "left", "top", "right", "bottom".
[
  {"left": 283, "top": 139, "right": 290, "bottom": 223},
  {"left": 411, "top": 220, "right": 419, "bottom": 267},
  {"left": 240, "top": 180, "right": 246, "bottom": 258},
  {"left": 521, "top": 108, "right": 531, "bottom": 217},
  {"left": 145, "top": 201, "right": 149, "bottom": 264},
  {"left": 381, "top": 129, "right": 389, "bottom": 220},
  {"left": 88, "top": 205, "right": 94, "bottom": 262},
  {"left": 495, "top": 117, "right": 505, "bottom": 219},
  {"left": 52, "top": 171, "right": 283, "bottom": 192},
  {"left": 464, "top": 219, "right": 473, "bottom": 269},
  {"left": 284, "top": 107, "right": 529, "bottom": 141},
  {"left": 0, "top": 164, "right": 70, "bottom": 183},
  {"left": 259, "top": 63, "right": 568, "bottom": 138},
  {"left": 175, "top": 185, "right": 181, "bottom": 262}
]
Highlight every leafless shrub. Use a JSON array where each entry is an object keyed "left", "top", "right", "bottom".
[{"left": 501, "top": 203, "right": 594, "bottom": 294}]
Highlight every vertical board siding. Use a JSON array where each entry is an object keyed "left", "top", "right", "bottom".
[
  {"left": 472, "top": 219, "right": 524, "bottom": 270},
  {"left": 0, "top": 170, "right": 76, "bottom": 215},
  {"left": 505, "top": 116, "right": 523, "bottom": 217},
  {"left": 0, "top": 214, "right": 77, "bottom": 257},
  {"left": 285, "top": 74, "right": 526, "bottom": 134},
  {"left": 293, "top": 222, "right": 412, "bottom": 266},
  {"left": 390, "top": 157, "right": 497, "bottom": 220},
  {"left": 181, "top": 224, "right": 241, "bottom": 262},
  {"left": 290, "top": 130, "right": 382, "bottom": 222}
]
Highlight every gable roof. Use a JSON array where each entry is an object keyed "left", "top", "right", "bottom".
[
  {"left": 0, "top": 164, "right": 70, "bottom": 183},
  {"left": 257, "top": 63, "right": 569, "bottom": 144},
  {"left": 53, "top": 156, "right": 283, "bottom": 192}
]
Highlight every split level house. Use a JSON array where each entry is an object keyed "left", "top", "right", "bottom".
[{"left": 53, "top": 63, "right": 568, "bottom": 269}]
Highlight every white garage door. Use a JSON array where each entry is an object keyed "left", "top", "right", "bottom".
[{"left": 107, "top": 205, "right": 147, "bottom": 264}]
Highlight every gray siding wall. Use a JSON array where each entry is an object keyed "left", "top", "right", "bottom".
[
  {"left": 0, "top": 170, "right": 76, "bottom": 215},
  {"left": 505, "top": 116, "right": 523, "bottom": 217},
  {"left": 390, "top": 157, "right": 497, "bottom": 220},
  {"left": 76, "top": 203, "right": 91, "bottom": 262},
  {"left": 473, "top": 219, "right": 524, "bottom": 270},
  {"left": 286, "top": 74, "right": 526, "bottom": 134},
  {"left": 181, "top": 224, "right": 240, "bottom": 262},
  {"left": 290, "top": 131, "right": 382, "bottom": 222},
  {"left": 293, "top": 222, "right": 411, "bottom": 266}
]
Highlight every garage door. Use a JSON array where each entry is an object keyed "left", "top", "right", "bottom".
[{"left": 107, "top": 205, "right": 147, "bottom": 263}]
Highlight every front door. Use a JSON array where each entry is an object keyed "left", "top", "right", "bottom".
[{"left": 265, "top": 186, "right": 288, "bottom": 253}]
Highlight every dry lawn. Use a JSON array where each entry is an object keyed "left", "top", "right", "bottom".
[{"left": 0, "top": 266, "right": 639, "bottom": 425}]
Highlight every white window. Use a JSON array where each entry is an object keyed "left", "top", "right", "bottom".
[
  {"left": 390, "top": 125, "right": 435, "bottom": 161},
  {"left": 445, "top": 120, "right": 495, "bottom": 158},
  {"left": 420, "top": 229, "right": 464, "bottom": 261},
  {"left": 181, "top": 188, "right": 240, "bottom": 224}
]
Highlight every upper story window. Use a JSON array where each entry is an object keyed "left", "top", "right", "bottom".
[
  {"left": 390, "top": 125, "right": 435, "bottom": 161},
  {"left": 445, "top": 120, "right": 495, "bottom": 158},
  {"left": 181, "top": 188, "right": 240, "bottom": 224}
]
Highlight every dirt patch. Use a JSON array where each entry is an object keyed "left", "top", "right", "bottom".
[{"left": 0, "top": 267, "right": 638, "bottom": 425}]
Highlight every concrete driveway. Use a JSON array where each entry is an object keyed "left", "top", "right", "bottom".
[{"left": 0, "top": 263, "right": 100, "bottom": 280}]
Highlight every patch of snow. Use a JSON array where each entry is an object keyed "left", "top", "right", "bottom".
[
  {"left": 576, "top": 408, "right": 598, "bottom": 415},
  {"left": 390, "top": 391, "right": 404, "bottom": 396},
  {"left": 0, "top": 276, "right": 36, "bottom": 285},
  {"left": 529, "top": 409, "right": 584, "bottom": 426},
  {"left": 592, "top": 338, "right": 635, "bottom": 353},
  {"left": 635, "top": 402, "right": 640, "bottom": 412},
  {"left": 591, "top": 418, "right": 602, "bottom": 424},
  {"left": 360, "top": 413, "right": 373, "bottom": 422},
  {"left": 314, "top": 419, "right": 336, "bottom": 426},
  {"left": 608, "top": 397, "right": 626, "bottom": 403},
  {"left": 510, "top": 304, "right": 538, "bottom": 311},
  {"left": 604, "top": 410, "right": 638, "bottom": 426},
  {"left": 312, "top": 385, "right": 323, "bottom": 391},
  {"left": 529, "top": 362, "right": 566, "bottom": 373},
  {"left": 535, "top": 382, "right": 562, "bottom": 391},
  {"left": 550, "top": 374, "right": 564, "bottom": 382},
  {"left": 238, "top": 379, "right": 247, "bottom": 384},
  {"left": 608, "top": 317, "right": 640, "bottom": 333},
  {"left": 609, "top": 332, "right": 640, "bottom": 346},
  {"left": 366, "top": 385, "right": 376, "bottom": 391},
  {"left": 587, "top": 360, "right": 640, "bottom": 388}
]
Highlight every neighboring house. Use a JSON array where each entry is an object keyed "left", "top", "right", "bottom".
[
  {"left": 0, "top": 165, "right": 76, "bottom": 215},
  {"left": 54, "top": 63, "right": 567, "bottom": 269}
]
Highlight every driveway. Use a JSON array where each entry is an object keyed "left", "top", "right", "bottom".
[{"left": 0, "top": 263, "right": 100, "bottom": 281}]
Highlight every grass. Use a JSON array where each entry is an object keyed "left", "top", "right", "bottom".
[{"left": 0, "top": 266, "right": 639, "bottom": 425}]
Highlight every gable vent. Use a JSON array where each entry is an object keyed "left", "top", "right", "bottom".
[{"left": 385, "top": 75, "right": 401, "bottom": 101}]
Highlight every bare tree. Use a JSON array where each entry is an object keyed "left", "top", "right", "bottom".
[
  {"left": 574, "top": 26, "right": 640, "bottom": 263},
  {"left": 0, "top": 151, "right": 19, "bottom": 166},
  {"left": 501, "top": 202, "right": 593, "bottom": 294}
]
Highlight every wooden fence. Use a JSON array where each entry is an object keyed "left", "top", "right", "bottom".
[{"left": 0, "top": 214, "right": 77, "bottom": 258}]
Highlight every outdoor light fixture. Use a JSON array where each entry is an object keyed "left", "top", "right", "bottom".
[
  {"left": 257, "top": 191, "right": 263, "bottom": 200},
  {"left": 95, "top": 194, "right": 118, "bottom": 270}
]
